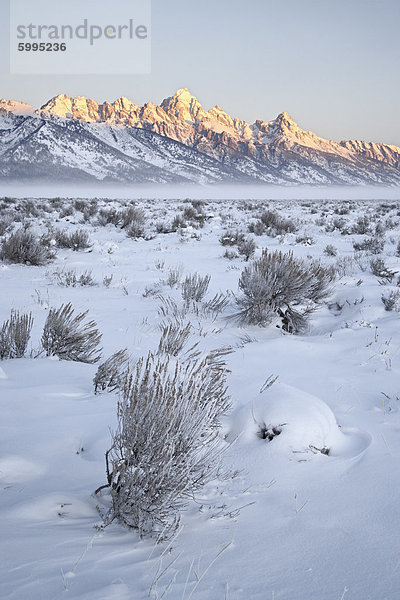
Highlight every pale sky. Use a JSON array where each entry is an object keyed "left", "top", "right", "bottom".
[{"left": 1, "top": 0, "right": 399, "bottom": 145}]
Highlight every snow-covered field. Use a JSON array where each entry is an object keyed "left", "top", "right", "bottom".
[{"left": 1, "top": 193, "right": 400, "bottom": 600}]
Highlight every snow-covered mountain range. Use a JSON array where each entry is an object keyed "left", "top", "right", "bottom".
[{"left": 1, "top": 89, "right": 400, "bottom": 184}]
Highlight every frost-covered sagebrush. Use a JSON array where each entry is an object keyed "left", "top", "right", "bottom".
[
  {"left": 324, "top": 244, "right": 338, "bottom": 257},
  {"left": 0, "top": 228, "right": 54, "bottom": 265},
  {"left": 237, "top": 236, "right": 256, "bottom": 261},
  {"left": 0, "top": 310, "right": 33, "bottom": 360},
  {"left": 121, "top": 206, "right": 146, "bottom": 238},
  {"left": 41, "top": 303, "right": 102, "bottom": 363},
  {"left": 98, "top": 344, "right": 231, "bottom": 539},
  {"left": 248, "top": 210, "right": 297, "bottom": 237},
  {"left": 55, "top": 229, "right": 92, "bottom": 251},
  {"left": 181, "top": 272, "right": 211, "bottom": 303},
  {"left": 93, "top": 349, "right": 129, "bottom": 394},
  {"left": 352, "top": 215, "right": 371, "bottom": 235},
  {"left": 370, "top": 258, "right": 394, "bottom": 281},
  {"left": 157, "top": 320, "right": 193, "bottom": 357},
  {"left": 164, "top": 264, "right": 183, "bottom": 288},
  {"left": 235, "top": 249, "right": 335, "bottom": 332},
  {"left": 352, "top": 237, "right": 384, "bottom": 254},
  {"left": 381, "top": 290, "right": 400, "bottom": 312},
  {"left": 219, "top": 229, "right": 245, "bottom": 247},
  {"left": 52, "top": 268, "right": 97, "bottom": 287}
]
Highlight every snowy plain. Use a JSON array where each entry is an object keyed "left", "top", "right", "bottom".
[{"left": 1, "top": 187, "right": 400, "bottom": 600}]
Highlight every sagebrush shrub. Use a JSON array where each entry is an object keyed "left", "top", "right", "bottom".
[
  {"left": 74, "top": 200, "right": 86, "bottom": 212},
  {"left": 0, "top": 310, "right": 33, "bottom": 359},
  {"left": 171, "top": 213, "right": 187, "bottom": 231},
  {"left": 53, "top": 268, "right": 97, "bottom": 287},
  {"left": 326, "top": 217, "right": 347, "bottom": 233},
  {"left": 190, "top": 199, "right": 205, "bottom": 211},
  {"left": 55, "top": 229, "right": 92, "bottom": 251},
  {"left": 384, "top": 217, "right": 397, "bottom": 230},
  {"left": 182, "top": 205, "right": 205, "bottom": 228},
  {"left": 352, "top": 237, "right": 384, "bottom": 254},
  {"left": 223, "top": 249, "right": 239, "bottom": 260},
  {"left": 156, "top": 221, "right": 172, "bottom": 234},
  {"left": 352, "top": 216, "right": 371, "bottom": 235},
  {"left": 324, "top": 244, "right": 338, "bottom": 257},
  {"left": 295, "top": 234, "right": 315, "bottom": 246},
  {"left": 235, "top": 250, "right": 334, "bottom": 332},
  {"left": 164, "top": 264, "right": 183, "bottom": 288},
  {"left": 157, "top": 320, "right": 194, "bottom": 357},
  {"left": 60, "top": 205, "right": 74, "bottom": 218},
  {"left": 121, "top": 206, "right": 146, "bottom": 238},
  {"left": 82, "top": 202, "right": 99, "bottom": 222},
  {"left": 158, "top": 289, "right": 229, "bottom": 324},
  {"left": 219, "top": 230, "right": 245, "bottom": 247},
  {"left": 370, "top": 258, "right": 394, "bottom": 281},
  {"left": 99, "top": 346, "right": 231, "bottom": 539},
  {"left": 237, "top": 236, "right": 256, "bottom": 260},
  {"left": 103, "top": 274, "right": 113, "bottom": 288},
  {"left": 249, "top": 210, "right": 296, "bottom": 237},
  {"left": 93, "top": 349, "right": 129, "bottom": 394},
  {"left": 201, "top": 293, "right": 230, "bottom": 319},
  {"left": 41, "top": 303, "right": 102, "bottom": 363},
  {"left": 0, "top": 229, "right": 54, "bottom": 265},
  {"left": 334, "top": 205, "right": 350, "bottom": 215},
  {"left": 181, "top": 272, "right": 211, "bottom": 303},
  {"left": 375, "top": 221, "right": 386, "bottom": 236},
  {"left": 0, "top": 215, "right": 12, "bottom": 236},
  {"left": 260, "top": 210, "right": 297, "bottom": 234},
  {"left": 97, "top": 208, "right": 121, "bottom": 227},
  {"left": 381, "top": 290, "right": 400, "bottom": 311},
  {"left": 248, "top": 220, "right": 265, "bottom": 236}
]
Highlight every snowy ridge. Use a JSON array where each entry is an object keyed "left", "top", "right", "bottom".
[{"left": 0, "top": 89, "right": 400, "bottom": 183}]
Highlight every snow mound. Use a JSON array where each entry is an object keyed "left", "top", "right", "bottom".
[
  {"left": 226, "top": 383, "right": 371, "bottom": 459},
  {"left": 0, "top": 455, "right": 45, "bottom": 483}
]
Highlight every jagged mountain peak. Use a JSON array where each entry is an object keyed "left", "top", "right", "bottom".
[
  {"left": 273, "top": 111, "right": 301, "bottom": 132},
  {"left": 167, "top": 88, "right": 203, "bottom": 104},
  {"left": 39, "top": 94, "right": 101, "bottom": 122},
  {"left": 259, "top": 111, "right": 346, "bottom": 154},
  {"left": 174, "top": 87, "right": 195, "bottom": 97},
  {"left": 40, "top": 93, "right": 83, "bottom": 111},
  {"left": 39, "top": 94, "right": 139, "bottom": 123},
  {"left": 208, "top": 104, "right": 231, "bottom": 117},
  {"left": 49, "top": 93, "right": 69, "bottom": 101},
  {"left": 161, "top": 88, "right": 201, "bottom": 105},
  {"left": 160, "top": 88, "right": 207, "bottom": 122},
  {"left": 277, "top": 111, "right": 296, "bottom": 122},
  {"left": 0, "top": 98, "right": 35, "bottom": 116},
  {"left": 114, "top": 96, "right": 136, "bottom": 106},
  {"left": 40, "top": 93, "right": 71, "bottom": 108}
]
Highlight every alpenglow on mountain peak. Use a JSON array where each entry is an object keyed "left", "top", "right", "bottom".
[
  {"left": 36, "top": 88, "right": 300, "bottom": 130},
  {"left": 1, "top": 89, "right": 399, "bottom": 185}
]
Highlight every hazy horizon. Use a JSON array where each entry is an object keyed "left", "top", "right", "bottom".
[{"left": 2, "top": 182, "right": 400, "bottom": 201}]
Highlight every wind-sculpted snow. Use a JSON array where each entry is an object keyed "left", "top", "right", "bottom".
[
  {"left": 225, "top": 382, "right": 372, "bottom": 460},
  {"left": 1, "top": 195, "right": 400, "bottom": 600}
]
